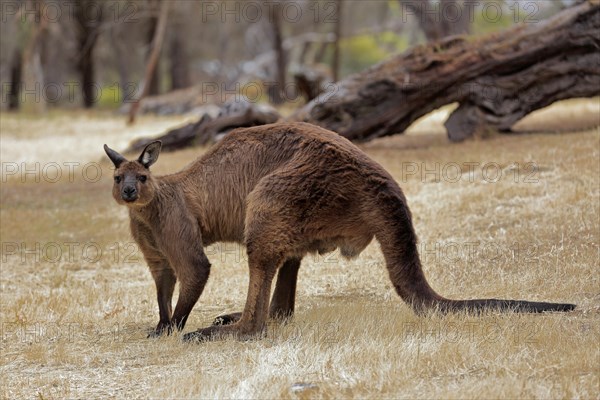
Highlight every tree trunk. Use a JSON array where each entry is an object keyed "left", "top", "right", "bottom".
[
  {"left": 268, "top": 2, "right": 286, "bottom": 104},
  {"left": 74, "top": 0, "right": 102, "bottom": 108},
  {"left": 128, "top": 0, "right": 170, "bottom": 124},
  {"left": 110, "top": 26, "right": 131, "bottom": 102},
  {"left": 290, "top": 2, "right": 600, "bottom": 142},
  {"left": 8, "top": 49, "right": 22, "bottom": 110},
  {"left": 21, "top": 0, "right": 48, "bottom": 114},
  {"left": 146, "top": 4, "right": 161, "bottom": 96},
  {"left": 77, "top": 48, "right": 96, "bottom": 108},
  {"left": 169, "top": 29, "right": 191, "bottom": 90},
  {"left": 332, "top": 0, "right": 343, "bottom": 82}
]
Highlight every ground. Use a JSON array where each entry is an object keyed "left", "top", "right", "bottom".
[{"left": 0, "top": 100, "right": 598, "bottom": 399}]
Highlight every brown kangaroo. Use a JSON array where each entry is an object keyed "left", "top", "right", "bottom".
[{"left": 104, "top": 122, "right": 575, "bottom": 341}]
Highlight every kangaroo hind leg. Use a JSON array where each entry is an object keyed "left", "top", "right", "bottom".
[{"left": 213, "top": 257, "right": 301, "bottom": 326}]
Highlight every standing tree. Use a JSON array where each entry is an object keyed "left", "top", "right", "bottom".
[
  {"left": 3, "top": 0, "right": 25, "bottom": 111},
  {"left": 168, "top": 21, "right": 191, "bottom": 91},
  {"left": 21, "top": 0, "right": 49, "bottom": 113},
  {"left": 110, "top": 23, "right": 131, "bottom": 102},
  {"left": 73, "top": 0, "right": 103, "bottom": 108},
  {"left": 145, "top": 0, "right": 162, "bottom": 95},
  {"left": 268, "top": 1, "right": 286, "bottom": 104},
  {"left": 128, "top": 0, "right": 170, "bottom": 124},
  {"left": 331, "top": 0, "right": 343, "bottom": 82},
  {"left": 8, "top": 48, "right": 22, "bottom": 110}
]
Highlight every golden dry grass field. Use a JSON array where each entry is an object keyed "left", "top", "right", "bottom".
[{"left": 1, "top": 100, "right": 599, "bottom": 399}]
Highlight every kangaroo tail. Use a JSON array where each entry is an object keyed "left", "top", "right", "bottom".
[
  {"left": 440, "top": 299, "right": 576, "bottom": 313},
  {"left": 372, "top": 181, "right": 576, "bottom": 314}
]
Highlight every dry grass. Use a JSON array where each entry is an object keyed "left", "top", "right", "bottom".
[{"left": 1, "top": 101, "right": 599, "bottom": 399}]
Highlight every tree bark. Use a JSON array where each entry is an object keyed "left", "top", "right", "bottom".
[{"left": 290, "top": 1, "right": 600, "bottom": 142}]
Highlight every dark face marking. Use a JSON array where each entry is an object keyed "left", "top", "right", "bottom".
[{"left": 121, "top": 172, "right": 139, "bottom": 202}]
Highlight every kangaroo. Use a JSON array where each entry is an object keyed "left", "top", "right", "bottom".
[{"left": 104, "top": 122, "right": 575, "bottom": 342}]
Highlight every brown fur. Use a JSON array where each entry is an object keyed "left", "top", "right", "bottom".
[{"left": 104, "top": 122, "right": 575, "bottom": 341}]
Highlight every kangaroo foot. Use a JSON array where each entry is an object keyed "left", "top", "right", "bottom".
[
  {"left": 147, "top": 321, "right": 173, "bottom": 338},
  {"left": 183, "top": 324, "right": 267, "bottom": 343},
  {"left": 212, "top": 312, "right": 242, "bottom": 326}
]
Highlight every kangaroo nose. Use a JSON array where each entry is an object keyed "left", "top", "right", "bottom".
[{"left": 123, "top": 187, "right": 136, "bottom": 196}]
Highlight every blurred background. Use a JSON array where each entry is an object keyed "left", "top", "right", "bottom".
[
  {"left": 1, "top": 3, "right": 598, "bottom": 398},
  {"left": 0, "top": 0, "right": 578, "bottom": 113}
]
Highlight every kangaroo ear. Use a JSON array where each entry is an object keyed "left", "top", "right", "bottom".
[
  {"left": 138, "top": 141, "right": 162, "bottom": 169},
  {"left": 104, "top": 144, "right": 127, "bottom": 168}
]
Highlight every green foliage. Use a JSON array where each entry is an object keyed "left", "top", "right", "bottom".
[
  {"left": 472, "top": 3, "right": 518, "bottom": 35},
  {"left": 338, "top": 32, "right": 409, "bottom": 77},
  {"left": 95, "top": 84, "right": 123, "bottom": 109}
]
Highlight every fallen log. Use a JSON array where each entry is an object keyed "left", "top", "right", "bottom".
[
  {"left": 293, "top": 64, "right": 333, "bottom": 103},
  {"left": 125, "top": 100, "right": 280, "bottom": 153},
  {"left": 289, "top": 1, "right": 600, "bottom": 141}
]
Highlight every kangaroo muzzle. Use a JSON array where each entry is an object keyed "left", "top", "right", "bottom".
[{"left": 122, "top": 185, "right": 138, "bottom": 202}]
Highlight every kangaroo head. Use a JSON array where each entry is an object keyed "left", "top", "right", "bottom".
[{"left": 103, "top": 141, "right": 162, "bottom": 207}]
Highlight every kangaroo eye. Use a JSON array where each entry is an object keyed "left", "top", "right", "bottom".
[
  {"left": 138, "top": 175, "right": 147, "bottom": 183},
  {"left": 114, "top": 176, "right": 121, "bottom": 183}
]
